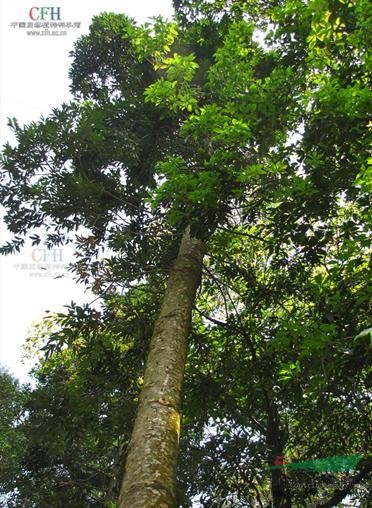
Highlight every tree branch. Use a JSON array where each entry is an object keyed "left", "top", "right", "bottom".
[
  {"left": 194, "top": 306, "right": 227, "bottom": 327},
  {"left": 315, "top": 463, "right": 371, "bottom": 508}
]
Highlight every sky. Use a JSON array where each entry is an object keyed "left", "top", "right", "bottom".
[{"left": 0, "top": 0, "right": 174, "bottom": 381}]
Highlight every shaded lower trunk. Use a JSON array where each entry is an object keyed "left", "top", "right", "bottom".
[
  {"left": 270, "top": 464, "right": 291, "bottom": 508},
  {"left": 118, "top": 228, "right": 204, "bottom": 508},
  {"left": 266, "top": 400, "right": 291, "bottom": 508},
  {"left": 104, "top": 437, "right": 126, "bottom": 504}
]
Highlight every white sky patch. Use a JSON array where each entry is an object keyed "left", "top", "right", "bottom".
[{"left": 0, "top": 0, "right": 174, "bottom": 381}]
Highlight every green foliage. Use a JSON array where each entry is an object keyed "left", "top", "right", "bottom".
[
  {"left": 129, "top": 17, "right": 178, "bottom": 64},
  {"left": 177, "top": 205, "right": 371, "bottom": 505},
  {"left": 0, "top": 369, "right": 28, "bottom": 505},
  {"left": 0, "top": 288, "right": 161, "bottom": 507}
]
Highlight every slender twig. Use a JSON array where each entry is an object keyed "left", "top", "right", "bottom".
[
  {"left": 203, "top": 264, "right": 229, "bottom": 322},
  {"left": 217, "top": 225, "right": 272, "bottom": 244}
]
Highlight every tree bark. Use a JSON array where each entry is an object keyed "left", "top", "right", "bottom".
[{"left": 118, "top": 227, "right": 204, "bottom": 508}]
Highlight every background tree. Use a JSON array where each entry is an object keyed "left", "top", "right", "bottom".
[{"left": 177, "top": 209, "right": 371, "bottom": 506}]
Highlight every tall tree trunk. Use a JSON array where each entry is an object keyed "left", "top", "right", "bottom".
[{"left": 118, "top": 228, "right": 204, "bottom": 508}]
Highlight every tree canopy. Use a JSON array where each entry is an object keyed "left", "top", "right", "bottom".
[{"left": 0, "top": 1, "right": 371, "bottom": 506}]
